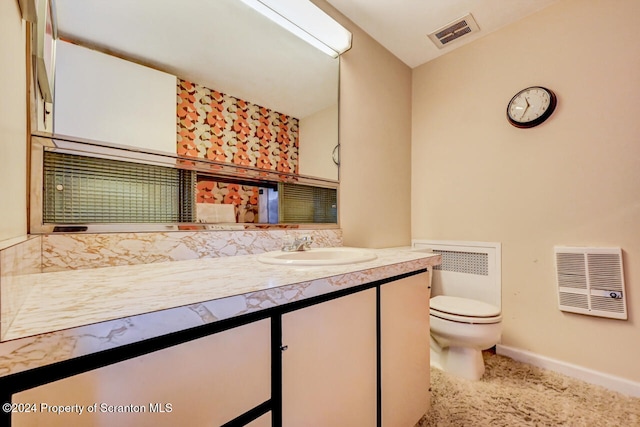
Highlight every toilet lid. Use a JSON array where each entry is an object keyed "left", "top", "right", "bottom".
[{"left": 431, "top": 295, "right": 501, "bottom": 318}]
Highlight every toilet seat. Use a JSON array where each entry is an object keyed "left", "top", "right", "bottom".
[{"left": 430, "top": 295, "right": 502, "bottom": 324}]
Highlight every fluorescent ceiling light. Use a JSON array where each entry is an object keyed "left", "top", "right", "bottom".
[{"left": 240, "top": 0, "right": 352, "bottom": 58}]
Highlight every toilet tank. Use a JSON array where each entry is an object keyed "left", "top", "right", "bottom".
[{"left": 412, "top": 240, "right": 501, "bottom": 310}]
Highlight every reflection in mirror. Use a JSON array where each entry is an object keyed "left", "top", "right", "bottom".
[
  {"left": 30, "top": 136, "right": 338, "bottom": 233},
  {"left": 53, "top": 0, "right": 340, "bottom": 182},
  {"left": 195, "top": 177, "right": 278, "bottom": 225}
]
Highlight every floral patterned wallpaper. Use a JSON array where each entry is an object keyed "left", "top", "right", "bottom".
[
  {"left": 177, "top": 79, "right": 298, "bottom": 173},
  {"left": 177, "top": 78, "right": 298, "bottom": 223},
  {"left": 196, "top": 179, "right": 259, "bottom": 223}
]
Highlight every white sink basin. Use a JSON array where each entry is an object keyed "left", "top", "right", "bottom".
[{"left": 258, "top": 247, "right": 377, "bottom": 266}]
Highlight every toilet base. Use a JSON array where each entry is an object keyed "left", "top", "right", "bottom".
[{"left": 430, "top": 345, "right": 485, "bottom": 381}]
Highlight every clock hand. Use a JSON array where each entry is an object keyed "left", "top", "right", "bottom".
[{"left": 520, "top": 97, "right": 530, "bottom": 119}]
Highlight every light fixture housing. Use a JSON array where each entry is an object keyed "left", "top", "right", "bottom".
[{"left": 239, "top": 0, "right": 352, "bottom": 58}]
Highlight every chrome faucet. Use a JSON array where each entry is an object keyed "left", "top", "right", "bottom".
[{"left": 282, "top": 235, "right": 313, "bottom": 252}]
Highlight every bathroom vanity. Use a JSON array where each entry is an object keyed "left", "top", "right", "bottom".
[{"left": 0, "top": 246, "right": 440, "bottom": 427}]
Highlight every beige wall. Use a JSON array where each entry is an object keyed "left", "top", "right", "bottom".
[
  {"left": 0, "top": 0, "right": 28, "bottom": 242},
  {"left": 314, "top": 0, "right": 413, "bottom": 248},
  {"left": 412, "top": 0, "right": 640, "bottom": 381},
  {"left": 299, "top": 104, "right": 339, "bottom": 181}
]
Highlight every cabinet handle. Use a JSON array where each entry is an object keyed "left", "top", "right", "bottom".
[{"left": 280, "top": 345, "right": 288, "bottom": 352}]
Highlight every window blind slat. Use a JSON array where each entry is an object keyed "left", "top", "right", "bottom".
[
  {"left": 43, "top": 152, "right": 195, "bottom": 223},
  {"left": 279, "top": 183, "right": 337, "bottom": 223}
]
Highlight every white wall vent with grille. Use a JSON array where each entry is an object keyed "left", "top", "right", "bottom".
[
  {"left": 427, "top": 13, "right": 480, "bottom": 49},
  {"left": 555, "top": 246, "right": 627, "bottom": 320}
]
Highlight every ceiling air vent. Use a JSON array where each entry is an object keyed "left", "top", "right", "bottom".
[
  {"left": 427, "top": 13, "right": 480, "bottom": 49},
  {"left": 555, "top": 246, "right": 627, "bottom": 320}
]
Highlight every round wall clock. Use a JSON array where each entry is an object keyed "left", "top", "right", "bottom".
[{"left": 506, "top": 86, "right": 557, "bottom": 128}]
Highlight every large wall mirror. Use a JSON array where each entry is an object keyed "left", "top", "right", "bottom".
[{"left": 34, "top": 0, "right": 342, "bottom": 230}]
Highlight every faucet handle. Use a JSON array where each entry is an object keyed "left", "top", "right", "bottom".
[
  {"left": 300, "top": 235, "right": 313, "bottom": 249},
  {"left": 281, "top": 235, "right": 295, "bottom": 251}
]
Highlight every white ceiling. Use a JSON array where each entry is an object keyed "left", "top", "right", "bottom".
[
  {"left": 325, "top": 0, "right": 562, "bottom": 68},
  {"left": 52, "top": 0, "right": 563, "bottom": 118}
]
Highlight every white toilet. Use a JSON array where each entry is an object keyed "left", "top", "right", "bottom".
[
  {"left": 425, "top": 242, "right": 502, "bottom": 381},
  {"left": 425, "top": 241, "right": 502, "bottom": 380},
  {"left": 430, "top": 295, "right": 502, "bottom": 380}
]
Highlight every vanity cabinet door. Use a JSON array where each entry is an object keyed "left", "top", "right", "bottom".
[
  {"left": 281, "top": 288, "right": 377, "bottom": 427},
  {"left": 381, "top": 272, "right": 432, "bottom": 427},
  {"left": 13, "top": 319, "right": 271, "bottom": 427}
]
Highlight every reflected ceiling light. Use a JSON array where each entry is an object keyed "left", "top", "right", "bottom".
[{"left": 239, "top": 0, "right": 352, "bottom": 58}]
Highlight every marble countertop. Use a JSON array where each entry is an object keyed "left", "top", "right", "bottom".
[{"left": 4, "top": 247, "right": 440, "bottom": 342}]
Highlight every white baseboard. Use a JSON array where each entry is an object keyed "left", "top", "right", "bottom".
[{"left": 496, "top": 344, "right": 640, "bottom": 398}]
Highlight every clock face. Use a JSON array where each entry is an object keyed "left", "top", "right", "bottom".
[{"left": 507, "top": 86, "right": 557, "bottom": 128}]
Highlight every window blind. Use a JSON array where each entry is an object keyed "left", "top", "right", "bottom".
[
  {"left": 278, "top": 183, "right": 337, "bottom": 223},
  {"left": 43, "top": 151, "right": 195, "bottom": 223}
]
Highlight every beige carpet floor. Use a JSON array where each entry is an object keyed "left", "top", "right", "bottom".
[{"left": 416, "top": 351, "right": 640, "bottom": 427}]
